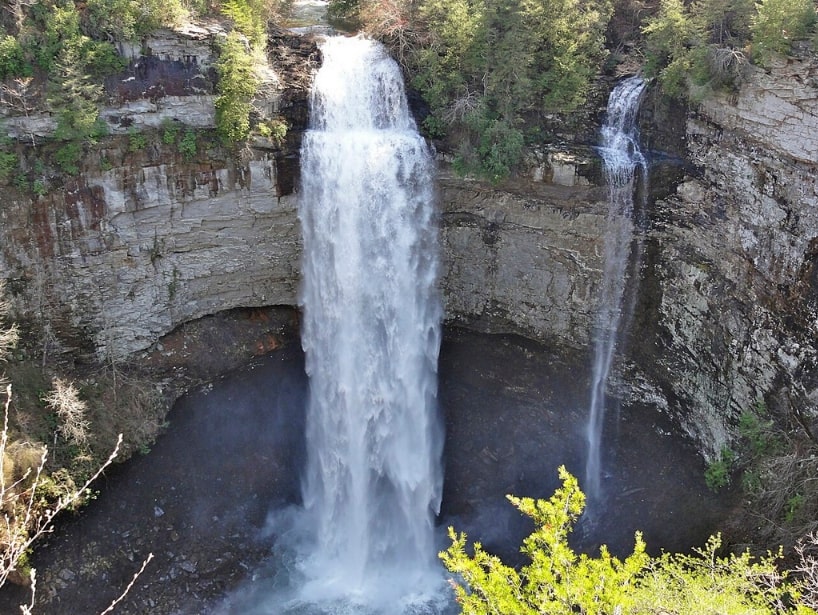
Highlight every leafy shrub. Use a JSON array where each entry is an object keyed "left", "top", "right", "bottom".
[
  {"left": 704, "top": 446, "right": 736, "bottom": 491},
  {"left": 751, "top": 0, "right": 817, "bottom": 63},
  {"left": 54, "top": 142, "right": 83, "bottom": 175},
  {"left": 0, "top": 150, "right": 18, "bottom": 185},
  {"left": 442, "top": 467, "right": 817, "bottom": 615},
  {"left": 441, "top": 466, "right": 649, "bottom": 614},
  {"left": 83, "top": 0, "right": 186, "bottom": 41},
  {"left": 220, "top": 0, "right": 267, "bottom": 48},
  {"left": 30, "top": 3, "right": 82, "bottom": 72},
  {"left": 128, "top": 127, "right": 148, "bottom": 151},
  {"left": 738, "top": 401, "right": 783, "bottom": 456},
  {"left": 179, "top": 129, "right": 198, "bottom": 160},
  {"left": 32, "top": 179, "right": 48, "bottom": 196},
  {"left": 75, "top": 37, "right": 126, "bottom": 78},
  {"left": 0, "top": 36, "right": 32, "bottom": 80},
  {"left": 634, "top": 534, "right": 802, "bottom": 614},
  {"left": 161, "top": 119, "right": 180, "bottom": 144},
  {"left": 327, "top": 0, "right": 361, "bottom": 22},
  {"left": 257, "top": 118, "right": 287, "bottom": 144},
  {"left": 475, "top": 118, "right": 524, "bottom": 184},
  {"left": 786, "top": 493, "right": 805, "bottom": 523},
  {"left": 643, "top": 0, "right": 709, "bottom": 98},
  {"left": 214, "top": 32, "right": 259, "bottom": 144}
]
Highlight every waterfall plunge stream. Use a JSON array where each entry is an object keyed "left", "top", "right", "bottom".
[
  {"left": 585, "top": 76, "right": 647, "bottom": 503},
  {"left": 295, "top": 35, "right": 445, "bottom": 613}
]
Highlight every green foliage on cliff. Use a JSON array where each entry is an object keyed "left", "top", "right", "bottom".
[
  {"left": 179, "top": 129, "right": 199, "bottom": 159},
  {"left": 442, "top": 466, "right": 818, "bottom": 615},
  {"left": 727, "top": 398, "right": 818, "bottom": 548},
  {"left": 0, "top": 0, "right": 275, "bottom": 167},
  {"left": 642, "top": 0, "right": 750, "bottom": 99},
  {"left": 643, "top": 0, "right": 817, "bottom": 98},
  {"left": 704, "top": 445, "right": 736, "bottom": 490},
  {"left": 215, "top": 31, "right": 260, "bottom": 144},
  {"left": 221, "top": 0, "right": 269, "bottom": 48},
  {"left": 0, "top": 36, "right": 31, "bottom": 80},
  {"left": 83, "top": 0, "right": 186, "bottom": 41},
  {"left": 751, "top": 0, "right": 816, "bottom": 63},
  {"left": 211, "top": 0, "right": 278, "bottom": 145},
  {"left": 408, "top": 0, "right": 612, "bottom": 180},
  {"left": 0, "top": 0, "right": 134, "bottom": 176},
  {"left": 0, "top": 144, "right": 18, "bottom": 184},
  {"left": 341, "top": 0, "right": 611, "bottom": 181}
]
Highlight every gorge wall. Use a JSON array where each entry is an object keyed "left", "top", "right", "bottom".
[
  {"left": 0, "top": 25, "right": 315, "bottom": 359},
  {"left": 644, "top": 54, "right": 818, "bottom": 453},
  {"left": 1, "top": 25, "right": 817, "bottom": 458},
  {"left": 438, "top": 54, "right": 818, "bottom": 457}
]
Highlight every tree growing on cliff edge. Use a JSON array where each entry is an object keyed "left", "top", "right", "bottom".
[
  {"left": 643, "top": 0, "right": 816, "bottom": 98},
  {"left": 330, "top": 0, "right": 612, "bottom": 181},
  {"left": 751, "top": 0, "right": 816, "bottom": 63},
  {"left": 215, "top": 31, "right": 260, "bottom": 145},
  {"left": 441, "top": 466, "right": 818, "bottom": 614}
]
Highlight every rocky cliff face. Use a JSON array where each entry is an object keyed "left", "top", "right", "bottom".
[
  {"left": 438, "top": 55, "right": 818, "bottom": 457},
  {"left": 1, "top": 25, "right": 317, "bottom": 359},
  {"left": 641, "top": 55, "right": 818, "bottom": 454},
  {"left": 2, "top": 24, "right": 816, "bottom": 459},
  {"left": 438, "top": 157, "right": 605, "bottom": 349}
]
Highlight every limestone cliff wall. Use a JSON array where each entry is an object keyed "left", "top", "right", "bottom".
[
  {"left": 1, "top": 147, "right": 301, "bottom": 358},
  {"left": 438, "top": 160, "right": 606, "bottom": 349},
  {"left": 2, "top": 23, "right": 817, "bottom": 459},
  {"left": 437, "top": 55, "right": 818, "bottom": 458},
  {"left": 0, "top": 25, "right": 315, "bottom": 359},
  {"left": 642, "top": 55, "right": 818, "bottom": 455}
]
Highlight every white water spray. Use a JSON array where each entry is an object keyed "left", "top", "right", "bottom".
[
  {"left": 585, "top": 76, "right": 646, "bottom": 502},
  {"left": 297, "top": 35, "right": 444, "bottom": 612}
]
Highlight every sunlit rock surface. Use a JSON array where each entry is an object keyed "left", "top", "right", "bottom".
[
  {"left": 0, "top": 25, "right": 317, "bottom": 358},
  {"left": 1, "top": 24, "right": 817, "bottom": 459},
  {"left": 643, "top": 55, "right": 818, "bottom": 456}
]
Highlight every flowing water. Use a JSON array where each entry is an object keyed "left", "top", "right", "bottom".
[
  {"left": 585, "top": 76, "right": 647, "bottom": 503},
  {"left": 281, "top": 35, "right": 445, "bottom": 613},
  {"left": 0, "top": 51, "right": 740, "bottom": 615}
]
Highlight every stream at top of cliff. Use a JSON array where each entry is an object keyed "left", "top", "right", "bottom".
[{"left": 0, "top": 327, "right": 735, "bottom": 614}]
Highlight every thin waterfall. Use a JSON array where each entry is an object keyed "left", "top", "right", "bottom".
[
  {"left": 297, "top": 35, "right": 444, "bottom": 610},
  {"left": 585, "top": 76, "right": 647, "bottom": 503}
]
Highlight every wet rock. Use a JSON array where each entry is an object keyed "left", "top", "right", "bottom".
[{"left": 636, "top": 55, "right": 818, "bottom": 457}]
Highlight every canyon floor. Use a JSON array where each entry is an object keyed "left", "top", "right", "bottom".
[{"left": 0, "top": 326, "right": 736, "bottom": 614}]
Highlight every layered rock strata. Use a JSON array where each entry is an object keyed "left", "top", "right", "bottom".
[
  {"left": 0, "top": 25, "right": 317, "bottom": 359},
  {"left": 641, "top": 55, "right": 818, "bottom": 454},
  {"left": 2, "top": 23, "right": 817, "bottom": 459}
]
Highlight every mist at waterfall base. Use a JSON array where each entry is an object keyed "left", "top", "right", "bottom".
[
  {"left": 585, "top": 76, "right": 648, "bottom": 505},
  {"left": 218, "top": 36, "right": 449, "bottom": 614},
  {"left": 0, "top": 62, "right": 736, "bottom": 613}
]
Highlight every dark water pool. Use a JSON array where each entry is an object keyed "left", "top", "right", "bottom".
[{"left": 0, "top": 327, "right": 735, "bottom": 614}]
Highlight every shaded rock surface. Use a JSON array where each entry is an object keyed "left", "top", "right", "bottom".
[
  {"left": 0, "top": 329, "right": 734, "bottom": 614},
  {"left": 1, "top": 23, "right": 817, "bottom": 463},
  {"left": 0, "top": 26, "right": 319, "bottom": 360}
]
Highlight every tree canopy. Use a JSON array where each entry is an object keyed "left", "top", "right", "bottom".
[{"left": 440, "top": 466, "right": 818, "bottom": 615}]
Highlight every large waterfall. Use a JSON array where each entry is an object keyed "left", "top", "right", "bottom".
[
  {"left": 585, "top": 76, "right": 646, "bottom": 502},
  {"left": 296, "top": 35, "right": 444, "bottom": 612}
]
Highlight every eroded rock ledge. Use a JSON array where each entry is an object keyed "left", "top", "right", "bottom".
[
  {"left": 2, "top": 24, "right": 817, "bottom": 460},
  {"left": 0, "top": 25, "right": 318, "bottom": 359}
]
